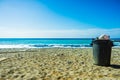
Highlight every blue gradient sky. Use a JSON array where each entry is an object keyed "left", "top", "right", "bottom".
[{"left": 0, "top": 0, "right": 120, "bottom": 38}]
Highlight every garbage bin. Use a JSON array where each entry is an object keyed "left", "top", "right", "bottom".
[{"left": 92, "top": 40, "right": 113, "bottom": 66}]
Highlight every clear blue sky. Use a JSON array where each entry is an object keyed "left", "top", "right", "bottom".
[{"left": 0, "top": 0, "right": 120, "bottom": 38}]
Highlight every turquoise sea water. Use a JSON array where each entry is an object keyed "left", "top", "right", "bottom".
[{"left": 0, "top": 38, "right": 120, "bottom": 48}]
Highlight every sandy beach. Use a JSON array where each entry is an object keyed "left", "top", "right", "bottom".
[{"left": 0, "top": 48, "right": 120, "bottom": 80}]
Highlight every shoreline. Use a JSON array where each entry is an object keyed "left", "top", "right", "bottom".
[
  {"left": 0, "top": 48, "right": 120, "bottom": 80},
  {"left": 0, "top": 44, "right": 120, "bottom": 48},
  {"left": 0, "top": 46, "right": 120, "bottom": 49}
]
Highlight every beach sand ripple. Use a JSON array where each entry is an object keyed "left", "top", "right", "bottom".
[{"left": 0, "top": 48, "right": 120, "bottom": 80}]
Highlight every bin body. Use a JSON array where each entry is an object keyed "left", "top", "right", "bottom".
[{"left": 92, "top": 40, "right": 113, "bottom": 66}]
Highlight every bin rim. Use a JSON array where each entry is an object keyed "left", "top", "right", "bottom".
[
  {"left": 92, "top": 39, "right": 113, "bottom": 42},
  {"left": 93, "top": 39, "right": 111, "bottom": 41},
  {"left": 92, "top": 39, "right": 113, "bottom": 47}
]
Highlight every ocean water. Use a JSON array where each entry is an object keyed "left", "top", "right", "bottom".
[{"left": 0, "top": 38, "right": 120, "bottom": 48}]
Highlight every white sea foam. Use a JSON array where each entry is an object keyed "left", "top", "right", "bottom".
[
  {"left": 0, "top": 44, "right": 32, "bottom": 48},
  {"left": 52, "top": 45, "right": 64, "bottom": 48},
  {"left": 0, "top": 43, "right": 119, "bottom": 48}
]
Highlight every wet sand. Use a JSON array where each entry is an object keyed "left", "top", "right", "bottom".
[{"left": 0, "top": 48, "right": 120, "bottom": 80}]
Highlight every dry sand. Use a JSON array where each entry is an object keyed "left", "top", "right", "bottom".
[{"left": 0, "top": 48, "right": 120, "bottom": 80}]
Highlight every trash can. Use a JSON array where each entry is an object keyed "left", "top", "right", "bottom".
[{"left": 92, "top": 40, "right": 113, "bottom": 66}]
